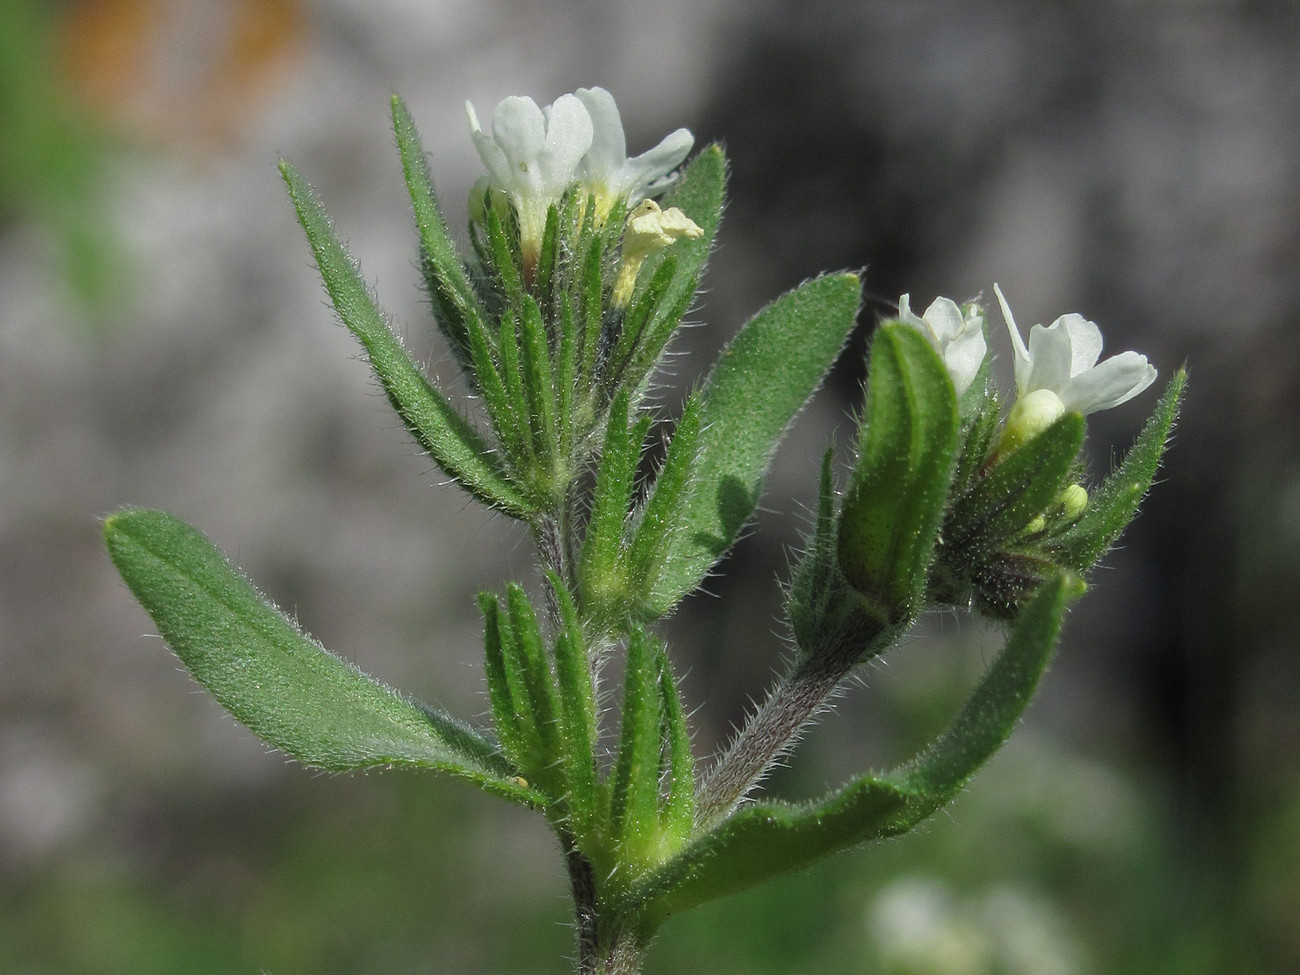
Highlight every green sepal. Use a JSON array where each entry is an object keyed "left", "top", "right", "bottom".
[
  {"left": 645, "top": 272, "right": 863, "bottom": 616},
  {"left": 944, "top": 412, "right": 1085, "bottom": 560},
  {"left": 628, "top": 394, "right": 703, "bottom": 595},
  {"left": 604, "top": 255, "right": 678, "bottom": 390},
  {"left": 951, "top": 387, "right": 1003, "bottom": 497},
  {"left": 497, "top": 314, "right": 535, "bottom": 468},
  {"left": 519, "top": 296, "right": 559, "bottom": 477},
  {"left": 787, "top": 448, "right": 842, "bottom": 654},
  {"left": 1052, "top": 369, "right": 1186, "bottom": 571},
  {"left": 606, "top": 145, "right": 726, "bottom": 398},
  {"left": 609, "top": 627, "right": 666, "bottom": 863},
  {"left": 658, "top": 650, "right": 695, "bottom": 849},
  {"left": 478, "top": 591, "right": 529, "bottom": 771},
  {"left": 104, "top": 509, "right": 542, "bottom": 806},
  {"left": 467, "top": 306, "right": 528, "bottom": 463},
  {"left": 579, "top": 391, "right": 639, "bottom": 617},
  {"left": 837, "top": 323, "right": 960, "bottom": 624},
  {"left": 390, "top": 95, "right": 489, "bottom": 369},
  {"left": 280, "top": 160, "right": 532, "bottom": 519},
  {"left": 535, "top": 203, "right": 561, "bottom": 315},
  {"left": 545, "top": 572, "right": 599, "bottom": 832},
  {"left": 504, "top": 584, "right": 563, "bottom": 777},
  {"left": 578, "top": 233, "right": 606, "bottom": 386},
  {"left": 620, "top": 271, "right": 702, "bottom": 400},
  {"left": 621, "top": 573, "right": 1081, "bottom": 928},
  {"left": 484, "top": 203, "right": 526, "bottom": 313}
]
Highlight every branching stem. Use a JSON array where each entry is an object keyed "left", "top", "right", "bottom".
[{"left": 696, "top": 624, "right": 889, "bottom": 829}]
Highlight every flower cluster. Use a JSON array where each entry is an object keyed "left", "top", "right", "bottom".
[
  {"left": 896, "top": 285, "right": 1156, "bottom": 435},
  {"left": 467, "top": 87, "right": 694, "bottom": 268},
  {"left": 865, "top": 284, "right": 1164, "bottom": 618}
]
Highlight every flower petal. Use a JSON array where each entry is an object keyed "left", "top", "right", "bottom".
[
  {"left": 920, "top": 296, "right": 966, "bottom": 344},
  {"left": 944, "top": 324, "right": 988, "bottom": 397},
  {"left": 537, "top": 93, "right": 593, "bottom": 195},
  {"left": 994, "top": 284, "right": 1033, "bottom": 393},
  {"left": 574, "top": 87, "right": 626, "bottom": 186},
  {"left": 1058, "top": 351, "right": 1157, "bottom": 414},
  {"left": 1056, "top": 313, "right": 1104, "bottom": 375},
  {"left": 623, "top": 127, "right": 694, "bottom": 199},
  {"left": 1022, "top": 319, "right": 1078, "bottom": 396},
  {"left": 491, "top": 96, "right": 546, "bottom": 183},
  {"left": 898, "top": 293, "right": 919, "bottom": 325},
  {"left": 466, "top": 101, "right": 513, "bottom": 190}
]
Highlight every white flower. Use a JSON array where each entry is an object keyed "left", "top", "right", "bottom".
[
  {"left": 466, "top": 93, "right": 594, "bottom": 266},
  {"left": 897, "top": 294, "right": 988, "bottom": 396},
  {"left": 994, "top": 284, "right": 1157, "bottom": 414},
  {"left": 574, "top": 87, "right": 694, "bottom": 222},
  {"left": 994, "top": 284, "right": 1157, "bottom": 451}
]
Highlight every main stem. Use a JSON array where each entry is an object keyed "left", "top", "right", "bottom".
[{"left": 563, "top": 836, "right": 647, "bottom": 975}]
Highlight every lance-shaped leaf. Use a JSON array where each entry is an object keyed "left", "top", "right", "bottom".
[
  {"left": 280, "top": 160, "right": 532, "bottom": 519},
  {"left": 1053, "top": 370, "right": 1186, "bottom": 571},
  {"left": 391, "top": 95, "right": 489, "bottom": 368},
  {"left": 837, "top": 323, "right": 960, "bottom": 624},
  {"left": 105, "top": 509, "right": 542, "bottom": 807},
  {"left": 621, "top": 573, "right": 1081, "bottom": 928},
  {"left": 645, "top": 272, "right": 862, "bottom": 616}
]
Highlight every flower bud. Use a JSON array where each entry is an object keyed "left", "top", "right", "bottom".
[
  {"left": 998, "top": 387, "right": 1066, "bottom": 454},
  {"left": 1058, "top": 483, "right": 1088, "bottom": 521}
]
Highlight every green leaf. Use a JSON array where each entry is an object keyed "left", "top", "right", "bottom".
[
  {"left": 623, "top": 573, "right": 1080, "bottom": 927},
  {"left": 837, "top": 323, "right": 960, "bottom": 624},
  {"left": 628, "top": 394, "right": 703, "bottom": 594},
  {"left": 390, "top": 95, "right": 489, "bottom": 368},
  {"left": 1053, "top": 370, "right": 1186, "bottom": 570},
  {"left": 945, "top": 412, "right": 1084, "bottom": 560},
  {"left": 105, "top": 509, "right": 542, "bottom": 806},
  {"left": 645, "top": 272, "right": 862, "bottom": 616},
  {"left": 280, "top": 160, "right": 532, "bottom": 519}
]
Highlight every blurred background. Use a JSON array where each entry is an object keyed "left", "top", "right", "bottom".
[{"left": 2, "top": 0, "right": 1298, "bottom": 972}]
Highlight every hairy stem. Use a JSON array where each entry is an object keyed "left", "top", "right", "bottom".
[
  {"left": 564, "top": 836, "right": 647, "bottom": 975},
  {"left": 696, "top": 621, "right": 891, "bottom": 829}
]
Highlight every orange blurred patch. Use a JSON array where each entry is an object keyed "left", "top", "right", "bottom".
[{"left": 60, "top": 0, "right": 305, "bottom": 150}]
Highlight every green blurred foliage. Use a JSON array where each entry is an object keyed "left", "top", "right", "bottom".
[{"left": 0, "top": 0, "right": 121, "bottom": 310}]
